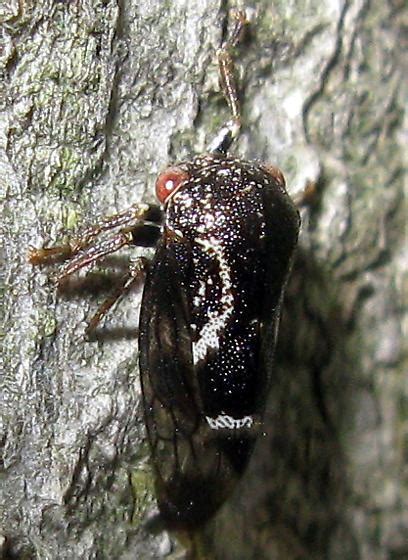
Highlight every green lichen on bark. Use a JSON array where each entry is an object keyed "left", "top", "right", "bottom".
[{"left": 3, "top": 1, "right": 118, "bottom": 194}]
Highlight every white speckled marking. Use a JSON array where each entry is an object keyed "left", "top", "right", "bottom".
[
  {"left": 205, "top": 414, "right": 254, "bottom": 430},
  {"left": 192, "top": 237, "right": 234, "bottom": 365},
  {"left": 217, "top": 168, "right": 230, "bottom": 177}
]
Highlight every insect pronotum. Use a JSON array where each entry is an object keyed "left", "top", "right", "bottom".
[{"left": 29, "top": 11, "right": 300, "bottom": 529}]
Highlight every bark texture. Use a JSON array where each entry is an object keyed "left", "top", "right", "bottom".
[{"left": 0, "top": 0, "right": 406, "bottom": 559}]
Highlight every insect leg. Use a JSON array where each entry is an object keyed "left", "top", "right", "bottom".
[
  {"left": 86, "top": 257, "right": 149, "bottom": 334},
  {"left": 207, "top": 9, "right": 248, "bottom": 154},
  {"left": 49, "top": 220, "right": 161, "bottom": 284},
  {"left": 293, "top": 180, "right": 318, "bottom": 207},
  {"left": 28, "top": 203, "right": 163, "bottom": 265},
  {"left": 53, "top": 228, "right": 136, "bottom": 283},
  {"left": 69, "top": 203, "right": 162, "bottom": 250}
]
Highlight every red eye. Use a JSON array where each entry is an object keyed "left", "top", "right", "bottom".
[{"left": 155, "top": 167, "right": 189, "bottom": 204}]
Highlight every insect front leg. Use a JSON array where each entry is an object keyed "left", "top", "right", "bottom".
[
  {"left": 29, "top": 203, "right": 163, "bottom": 331},
  {"left": 207, "top": 9, "right": 248, "bottom": 154},
  {"left": 28, "top": 202, "right": 162, "bottom": 266},
  {"left": 49, "top": 227, "right": 138, "bottom": 283}
]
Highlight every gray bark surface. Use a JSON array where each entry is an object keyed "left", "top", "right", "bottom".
[{"left": 0, "top": 1, "right": 406, "bottom": 559}]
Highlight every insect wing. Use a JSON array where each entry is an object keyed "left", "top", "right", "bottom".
[
  {"left": 139, "top": 240, "right": 198, "bottom": 434},
  {"left": 259, "top": 179, "right": 301, "bottom": 378},
  {"left": 139, "top": 239, "right": 253, "bottom": 527}
]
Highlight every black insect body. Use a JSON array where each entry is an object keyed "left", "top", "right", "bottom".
[
  {"left": 140, "top": 154, "right": 299, "bottom": 527},
  {"left": 29, "top": 12, "right": 300, "bottom": 529}
]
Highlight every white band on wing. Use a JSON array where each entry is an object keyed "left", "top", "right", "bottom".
[{"left": 205, "top": 414, "right": 254, "bottom": 430}]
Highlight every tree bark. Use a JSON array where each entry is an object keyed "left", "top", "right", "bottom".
[{"left": 1, "top": 0, "right": 406, "bottom": 559}]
